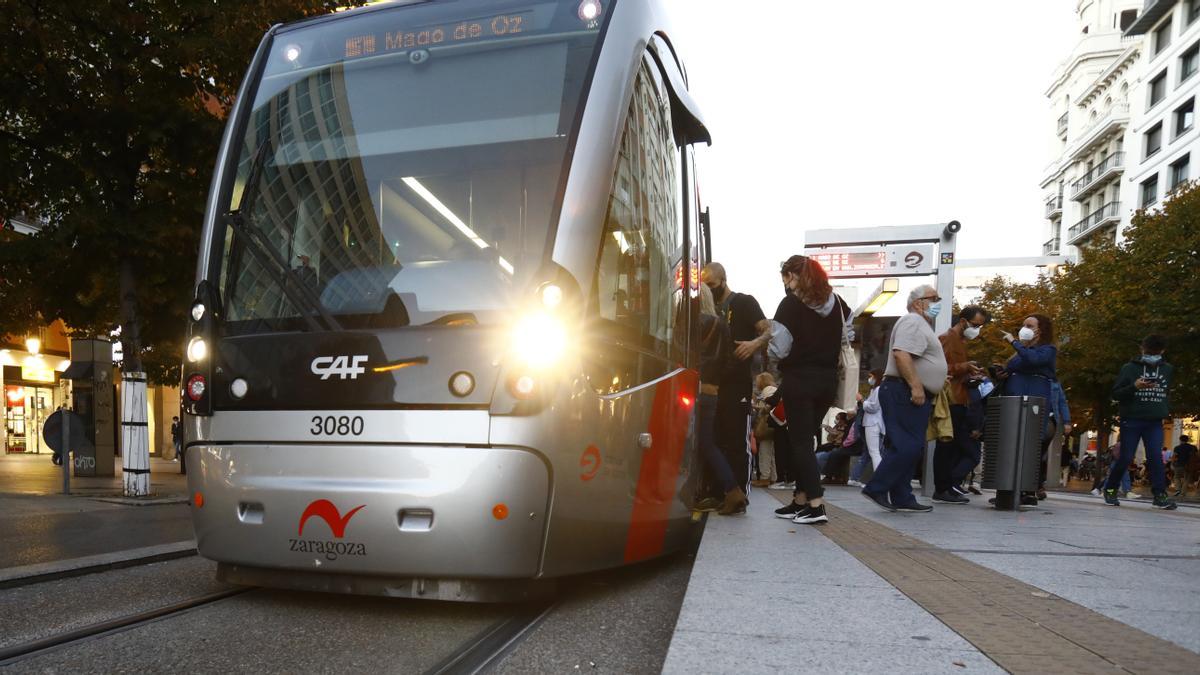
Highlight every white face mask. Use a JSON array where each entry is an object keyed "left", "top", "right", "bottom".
[
  {"left": 1018, "top": 326, "right": 1036, "bottom": 342},
  {"left": 867, "top": 377, "right": 876, "bottom": 386},
  {"left": 964, "top": 325, "right": 981, "bottom": 340}
]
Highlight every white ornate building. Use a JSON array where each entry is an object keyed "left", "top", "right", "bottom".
[{"left": 1042, "top": 0, "right": 1200, "bottom": 259}]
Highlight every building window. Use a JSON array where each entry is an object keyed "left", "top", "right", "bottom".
[
  {"left": 1190, "top": 0, "right": 1200, "bottom": 25},
  {"left": 1146, "top": 123, "right": 1163, "bottom": 158},
  {"left": 1140, "top": 175, "right": 1158, "bottom": 208},
  {"left": 1175, "top": 98, "right": 1195, "bottom": 138},
  {"left": 1155, "top": 18, "right": 1173, "bottom": 56},
  {"left": 1171, "top": 154, "right": 1190, "bottom": 191},
  {"left": 1181, "top": 43, "right": 1199, "bottom": 83},
  {"left": 1150, "top": 70, "right": 1168, "bottom": 108},
  {"left": 1120, "top": 9, "right": 1139, "bottom": 32}
]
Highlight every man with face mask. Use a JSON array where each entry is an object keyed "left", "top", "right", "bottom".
[
  {"left": 861, "top": 285, "right": 947, "bottom": 513},
  {"left": 702, "top": 262, "right": 770, "bottom": 500},
  {"left": 1103, "top": 335, "right": 1177, "bottom": 510},
  {"left": 932, "top": 306, "right": 990, "bottom": 504}
]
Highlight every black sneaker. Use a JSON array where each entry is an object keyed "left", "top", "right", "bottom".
[
  {"left": 950, "top": 485, "right": 969, "bottom": 496},
  {"left": 1103, "top": 488, "right": 1120, "bottom": 506},
  {"left": 1020, "top": 493, "right": 1039, "bottom": 507},
  {"left": 895, "top": 501, "right": 933, "bottom": 513},
  {"left": 1153, "top": 493, "right": 1178, "bottom": 510},
  {"left": 793, "top": 503, "right": 828, "bottom": 524},
  {"left": 862, "top": 489, "right": 897, "bottom": 512},
  {"left": 774, "top": 501, "right": 806, "bottom": 519},
  {"left": 933, "top": 491, "right": 969, "bottom": 504}
]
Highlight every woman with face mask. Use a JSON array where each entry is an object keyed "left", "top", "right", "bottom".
[{"left": 998, "top": 314, "right": 1058, "bottom": 506}]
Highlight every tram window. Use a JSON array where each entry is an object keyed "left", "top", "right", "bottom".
[{"left": 587, "top": 59, "right": 684, "bottom": 392}]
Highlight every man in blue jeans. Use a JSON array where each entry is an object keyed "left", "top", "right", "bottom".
[
  {"left": 862, "top": 285, "right": 947, "bottom": 512},
  {"left": 1104, "top": 334, "right": 1177, "bottom": 510}
]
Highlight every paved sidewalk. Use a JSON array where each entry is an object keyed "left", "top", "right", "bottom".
[
  {"left": 0, "top": 454, "right": 193, "bottom": 569},
  {"left": 662, "top": 493, "right": 1003, "bottom": 673},
  {"left": 664, "top": 486, "right": 1200, "bottom": 674}
]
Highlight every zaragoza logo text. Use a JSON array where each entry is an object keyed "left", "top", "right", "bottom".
[
  {"left": 288, "top": 499, "right": 367, "bottom": 561},
  {"left": 311, "top": 355, "right": 369, "bottom": 380}
]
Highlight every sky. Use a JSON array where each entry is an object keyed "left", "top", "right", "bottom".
[{"left": 666, "top": 0, "right": 1079, "bottom": 315}]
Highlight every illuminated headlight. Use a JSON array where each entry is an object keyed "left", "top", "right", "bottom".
[
  {"left": 186, "top": 337, "right": 207, "bottom": 362},
  {"left": 541, "top": 284, "right": 563, "bottom": 310},
  {"left": 284, "top": 44, "right": 302, "bottom": 62},
  {"left": 511, "top": 313, "right": 567, "bottom": 367},
  {"left": 578, "top": 0, "right": 601, "bottom": 22},
  {"left": 191, "top": 303, "right": 206, "bottom": 321}
]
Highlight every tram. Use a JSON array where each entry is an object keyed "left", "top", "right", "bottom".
[{"left": 182, "top": 0, "right": 712, "bottom": 601}]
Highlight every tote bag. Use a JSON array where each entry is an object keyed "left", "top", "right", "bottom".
[{"left": 834, "top": 297, "right": 859, "bottom": 411}]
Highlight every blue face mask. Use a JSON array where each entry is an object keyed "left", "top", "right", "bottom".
[
  {"left": 1143, "top": 354, "right": 1163, "bottom": 365},
  {"left": 926, "top": 302, "right": 942, "bottom": 319}
]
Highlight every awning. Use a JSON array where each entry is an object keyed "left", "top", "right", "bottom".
[{"left": 61, "top": 361, "right": 95, "bottom": 381}]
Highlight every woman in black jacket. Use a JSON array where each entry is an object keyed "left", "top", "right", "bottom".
[{"left": 771, "top": 255, "right": 850, "bottom": 525}]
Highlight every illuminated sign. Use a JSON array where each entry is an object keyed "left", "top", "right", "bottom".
[
  {"left": 21, "top": 361, "right": 56, "bottom": 383},
  {"left": 344, "top": 12, "right": 530, "bottom": 59},
  {"left": 807, "top": 244, "right": 938, "bottom": 278}
]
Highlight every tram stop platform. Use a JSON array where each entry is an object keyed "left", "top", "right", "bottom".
[{"left": 663, "top": 485, "right": 1200, "bottom": 674}]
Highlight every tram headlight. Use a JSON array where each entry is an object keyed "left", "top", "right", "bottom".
[
  {"left": 578, "top": 0, "right": 602, "bottom": 22},
  {"left": 186, "top": 374, "right": 207, "bottom": 402},
  {"left": 191, "top": 302, "right": 206, "bottom": 322},
  {"left": 511, "top": 312, "right": 568, "bottom": 368},
  {"left": 187, "top": 337, "right": 208, "bottom": 363}
]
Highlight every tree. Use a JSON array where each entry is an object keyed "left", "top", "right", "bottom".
[{"left": 0, "top": 0, "right": 359, "bottom": 384}]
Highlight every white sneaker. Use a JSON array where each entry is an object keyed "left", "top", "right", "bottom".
[
  {"left": 1125, "top": 491, "right": 1141, "bottom": 499},
  {"left": 1090, "top": 488, "right": 1101, "bottom": 496},
  {"left": 847, "top": 480, "right": 864, "bottom": 488},
  {"left": 768, "top": 481, "right": 790, "bottom": 490}
]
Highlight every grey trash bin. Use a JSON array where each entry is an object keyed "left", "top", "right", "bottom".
[{"left": 982, "top": 395, "right": 1046, "bottom": 510}]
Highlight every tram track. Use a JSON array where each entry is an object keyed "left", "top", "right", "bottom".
[
  {"left": 424, "top": 601, "right": 557, "bottom": 675},
  {"left": 0, "top": 587, "right": 254, "bottom": 667}
]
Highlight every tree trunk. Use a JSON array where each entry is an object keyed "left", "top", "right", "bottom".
[{"left": 118, "top": 258, "right": 151, "bottom": 497}]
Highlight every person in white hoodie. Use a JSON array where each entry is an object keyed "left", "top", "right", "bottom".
[{"left": 848, "top": 369, "right": 886, "bottom": 487}]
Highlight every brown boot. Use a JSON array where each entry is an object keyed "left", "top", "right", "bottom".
[{"left": 718, "top": 486, "right": 748, "bottom": 515}]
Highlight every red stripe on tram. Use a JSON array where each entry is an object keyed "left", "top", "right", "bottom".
[{"left": 623, "top": 369, "right": 698, "bottom": 563}]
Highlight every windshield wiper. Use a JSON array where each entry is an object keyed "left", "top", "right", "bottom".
[{"left": 223, "top": 140, "right": 341, "bottom": 333}]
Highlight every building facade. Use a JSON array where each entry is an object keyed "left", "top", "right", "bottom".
[
  {"left": 1121, "top": 1, "right": 1200, "bottom": 216},
  {"left": 1041, "top": 0, "right": 1144, "bottom": 259},
  {"left": 1042, "top": 0, "right": 1200, "bottom": 259}
]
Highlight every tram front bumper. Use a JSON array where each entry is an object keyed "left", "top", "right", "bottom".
[{"left": 186, "top": 444, "right": 550, "bottom": 580}]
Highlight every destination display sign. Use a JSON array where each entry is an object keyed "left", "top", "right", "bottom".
[
  {"left": 807, "top": 244, "right": 938, "bottom": 278},
  {"left": 343, "top": 11, "right": 532, "bottom": 59}
]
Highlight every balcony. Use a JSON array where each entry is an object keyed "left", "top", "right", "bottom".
[
  {"left": 1057, "top": 112, "right": 1069, "bottom": 138},
  {"left": 1044, "top": 194, "right": 1063, "bottom": 218},
  {"left": 1068, "top": 104, "right": 1130, "bottom": 163},
  {"left": 1070, "top": 152, "right": 1125, "bottom": 201},
  {"left": 1042, "top": 237, "right": 1061, "bottom": 256},
  {"left": 1067, "top": 201, "right": 1121, "bottom": 245}
]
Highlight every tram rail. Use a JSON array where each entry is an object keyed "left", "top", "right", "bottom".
[{"left": 0, "top": 587, "right": 253, "bottom": 666}]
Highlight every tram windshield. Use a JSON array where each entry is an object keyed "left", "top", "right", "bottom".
[{"left": 216, "top": 0, "right": 603, "bottom": 333}]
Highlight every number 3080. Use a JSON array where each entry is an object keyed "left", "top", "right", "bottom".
[{"left": 310, "top": 415, "right": 364, "bottom": 436}]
